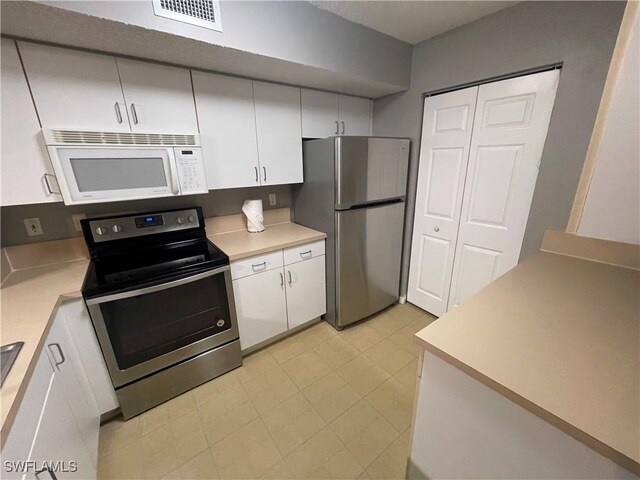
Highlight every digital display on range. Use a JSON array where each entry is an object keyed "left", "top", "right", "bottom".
[{"left": 135, "top": 215, "right": 164, "bottom": 228}]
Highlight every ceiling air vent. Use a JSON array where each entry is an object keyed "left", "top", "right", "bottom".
[{"left": 152, "top": 0, "right": 222, "bottom": 32}]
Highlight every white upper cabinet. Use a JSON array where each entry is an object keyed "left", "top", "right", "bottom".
[
  {"left": 192, "top": 71, "right": 260, "bottom": 189},
  {"left": 338, "top": 95, "right": 373, "bottom": 136},
  {"left": 1, "top": 39, "right": 61, "bottom": 206},
  {"left": 116, "top": 59, "right": 198, "bottom": 134},
  {"left": 253, "top": 81, "right": 303, "bottom": 185},
  {"left": 301, "top": 88, "right": 372, "bottom": 138},
  {"left": 18, "top": 42, "right": 129, "bottom": 132},
  {"left": 301, "top": 89, "right": 340, "bottom": 138}
]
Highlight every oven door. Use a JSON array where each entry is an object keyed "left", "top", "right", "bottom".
[
  {"left": 50, "top": 146, "right": 180, "bottom": 205},
  {"left": 85, "top": 267, "right": 238, "bottom": 387}
]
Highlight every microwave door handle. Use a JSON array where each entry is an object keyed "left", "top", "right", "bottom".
[
  {"left": 85, "top": 266, "right": 230, "bottom": 305},
  {"left": 168, "top": 155, "right": 180, "bottom": 194}
]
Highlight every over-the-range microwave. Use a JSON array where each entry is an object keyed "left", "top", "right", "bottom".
[{"left": 43, "top": 129, "right": 208, "bottom": 205}]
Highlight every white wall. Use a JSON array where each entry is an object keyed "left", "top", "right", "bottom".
[
  {"left": 577, "top": 8, "right": 640, "bottom": 245},
  {"left": 409, "top": 352, "right": 638, "bottom": 479}
]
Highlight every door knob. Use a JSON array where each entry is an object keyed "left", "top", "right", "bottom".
[{"left": 434, "top": 226, "right": 440, "bottom": 232}]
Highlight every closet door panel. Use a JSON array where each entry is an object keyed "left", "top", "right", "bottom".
[
  {"left": 448, "top": 70, "right": 560, "bottom": 309},
  {"left": 407, "top": 87, "right": 478, "bottom": 317}
]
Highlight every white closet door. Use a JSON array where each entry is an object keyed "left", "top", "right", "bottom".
[
  {"left": 448, "top": 70, "right": 559, "bottom": 309},
  {"left": 407, "top": 87, "right": 479, "bottom": 316}
]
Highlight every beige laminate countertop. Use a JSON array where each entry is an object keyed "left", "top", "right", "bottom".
[
  {"left": 208, "top": 222, "right": 327, "bottom": 261},
  {"left": 0, "top": 259, "right": 89, "bottom": 442},
  {"left": 414, "top": 249, "right": 640, "bottom": 474}
]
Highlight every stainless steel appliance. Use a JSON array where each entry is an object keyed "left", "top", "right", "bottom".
[
  {"left": 81, "top": 207, "right": 241, "bottom": 418},
  {"left": 294, "top": 137, "right": 410, "bottom": 329}
]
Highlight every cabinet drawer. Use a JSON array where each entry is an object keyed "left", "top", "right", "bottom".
[
  {"left": 230, "top": 250, "right": 284, "bottom": 280},
  {"left": 284, "top": 240, "right": 325, "bottom": 265}
]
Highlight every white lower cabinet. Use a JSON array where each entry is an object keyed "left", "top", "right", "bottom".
[
  {"left": 232, "top": 268, "right": 288, "bottom": 351},
  {"left": 231, "top": 240, "right": 327, "bottom": 352},
  {"left": 1, "top": 300, "right": 115, "bottom": 479}
]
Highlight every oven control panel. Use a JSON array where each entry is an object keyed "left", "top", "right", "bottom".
[{"left": 87, "top": 208, "right": 202, "bottom": 243}]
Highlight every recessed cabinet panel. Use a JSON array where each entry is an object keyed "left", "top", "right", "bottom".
[
  {"left": 285, "top": 256, "right": 326, "bottom": 329},
  {"left": 116, "top": 59, "right": 198, "bottom": 134},
  {"left": 1, "top": 39, "right": 60, "bottom": 206},
  {"left": 192, "top": 71, "right": 260, "bottom": 189},
  {"left": 253, "top": 82, "right": 303, "bottom": 186},
  {"left": 301, "top": 89, "right": 340, "bottom": 138},
  {"left": 18, "top": 42, "right": 129, "bottom": 131},
  {"left": 338, "top": 95, "right": 372, "bottom": 136}
]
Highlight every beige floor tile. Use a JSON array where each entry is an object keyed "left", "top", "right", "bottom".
[
  {"left": 161, "top": 467, "right": 184, "bottom": 480},
  {"left": 262, "top": 393, "right": 326, "bottom": 455},
  {"left": 97, "top": 441, "right": 144, "bottom": 480},
  {"left": 387, "top": 314, "right": 436, "bottom": 356},
  {"left": 234, "top": 349, "right": 279, "bottom": 384},
  {"left": 98, "top": 415, "right": 143, "bottom": 458},
  {"left": 245, "top": 375, "right": 299, "bottom": 415},
  {"left": 211, "top": 418, "right": 282, "bottom": 479},
  {"left": 302, "top": 372, "right": 362, "bottom": 423},
  {"left": 402, "top": 426, "right": 412, "bottom": 440},
  {"left": 330, "top": 399, "right": 400, "bottom": 469},
  {"left": 140, "top": 401, "right": 173, "bottom": 436},
  {"left": 364, "top": 339, "right": 415, "bottom": 375},
  {"left": 165, "top": 391, "right": 198, "bottom": 421},
  {"left": 141, "top": 424, "right": 180, "bottom": 479},
  {"left": 260, "top": 459, "right": 295, "bottom": 479},
  {"left": 179, "top": 449, "right": 219, "bottom": 479},
  {"left": 366, "top": 309, "right": 414, "bottom": 337},
  {"left": 357, "top": 470, "right": 373, "bottom": 479},
  {"left": 284, "top": 427, "right": 362, "bottom": 480},
  {"left": 201, "top": 397, "right": 259, "bottom": 446},
  {"left": 393, "top": 357, "right": 419, "bottom": 391},
  {"left": 339, "top": 325, "right": 386, "bottom": 352},
  {"left": 191, "top": 370, "right": 242, "bottom": 407},
  {"left": 336, "top": 355, "right": 391, "bottom": 397},
  {"left": 387, "top": 303, "right": 426, "bottom": 322},
  {"left": 314, "top": 336, "right": 361, "bottom": 369},
  {"left": 281, "top": 351, "right": 332, "bottom": 389},
  {"left": 366, "top": 435, "right": 409, "bottom": 480},
  {"left": 366, "top": 377, "right": 414, "bottom": 432}
]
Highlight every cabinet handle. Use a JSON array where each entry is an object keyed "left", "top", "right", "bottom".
[
  {"left": 35, "top": 467, "right": 58, "bottom": 480},
  {"left": 48, "top": 342, "right": 65, "bottom": 369},
  {"left": 252, "top": 262, "right": 266, "bottom": 271},
  {"left": 335, "top": 120, "right": 339, "bottom": 135},
  {"left": 114, "top": 102, "right": 123, "bottom": 124},
  {"left": 254, "top": 166, "right": 259, "bottom": 183},
  {"left": 42, "top": 174, "right": 60, "bottom": 195},
  {"left": 300, "top": 250, "right": 312, "bottom": 258},
  {"left": 341, "top": 121, "right": 345, "bottom": 135},
  {"left": 131, "top": 103, "right": 139, "bottom": 124},
  {"left": 287, "top": 271, "right": 292, "bottom": 285},
  {"left": 263, "top": 166, "right": 267, "bottom": 182},
  {"left": 279, "top": 272, "right": 284, "bottom": 286}
]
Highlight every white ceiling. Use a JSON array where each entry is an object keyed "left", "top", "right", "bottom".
[{"left": 310, "top": 1, "right": 519, "bottom": 45}]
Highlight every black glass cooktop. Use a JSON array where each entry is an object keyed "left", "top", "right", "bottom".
[{"left": 82, "top": 239, "right": 228, "bottom": 298}]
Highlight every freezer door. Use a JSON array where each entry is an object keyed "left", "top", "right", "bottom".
[
  {"left": 335, "top": 201, "right": 405, "bottom": 327},
  {"left": 336, "top": 137, "right": 410, "bottom": 209}
]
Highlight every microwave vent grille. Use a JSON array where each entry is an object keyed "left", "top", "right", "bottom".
[{"left": 47, "top": 130, "right": 198, "bottom": 146}]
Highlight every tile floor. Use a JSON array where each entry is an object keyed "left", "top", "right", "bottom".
[{"left": 97, "top": 303, "right": 436, "bottom": 480}]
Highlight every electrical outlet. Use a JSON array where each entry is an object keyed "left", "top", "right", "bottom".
[
  {"left": 24, "top": 218, "right": 43, "bottom": 237},
  {"left": 72, "top": 214, "right": 87, "bottom": 232},
  {"left": 268, "top": 193, "right": 277, "bottom": 206}
]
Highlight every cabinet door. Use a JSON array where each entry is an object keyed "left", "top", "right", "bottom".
[
  {"left": 48, "top": 304, "right": 104, "bottom": 464},
  {"left": 18, "top": 42, "right": 129, "bottom": 131},
  {"left": 254, "top": 82, "right": 303, "bottom": 185},
  {"left": 338, "top": 95, "right": 372, "bottom": 136},
  {"left": 25, "top": 370, "right": 96, "bottom": 480},
  {"left": 1, "top": 39, "right": 61, "bottom": 206},
  {"left": 232, "top": 268, "right": 288, "bottom": 351},
  {"left": 285, "top": 256, "right": 326, "bottom": 329},
  {"left": 301, "top": 89, "right": 340, "bottom": 138},
  {"left": 117, "top": 59, "right": 198, "bottom": 134},
  {"left": 192, "top": 71, "right": 260, "bottom": 189}
]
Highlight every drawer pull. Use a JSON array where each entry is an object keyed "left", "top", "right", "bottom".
[
  {"left": 299, "top": 250, "right": 312, "bottom": 258},
  {"left": 252, "top": 262, "right": 267, "bottom": 271},
  {"left": 287, "top": 271, "right": 292, "bottom": 285},
  {"left": 48, "top": 343, "right": 65, "bottom": 369}
]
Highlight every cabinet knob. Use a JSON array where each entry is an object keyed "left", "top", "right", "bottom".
[{"left": 434, "top": 226, "right": 440, "bottom": 232}]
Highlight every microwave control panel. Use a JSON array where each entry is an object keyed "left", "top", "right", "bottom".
[
  {"left": 174, "top": 148, "right": 208, "bottom": 195},
  {"left": 87, "top": 208, "right": 202, "bottom": 243}
]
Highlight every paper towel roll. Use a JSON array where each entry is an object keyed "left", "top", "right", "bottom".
[{"left": 242, "top": 199, "right": 265, "bottom": 233}]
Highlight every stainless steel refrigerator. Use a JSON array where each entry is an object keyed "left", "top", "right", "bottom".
[{"left": 294, "top": 137, "right": 410, "bottom": 329}]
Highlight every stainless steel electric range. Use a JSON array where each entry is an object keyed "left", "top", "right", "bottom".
[{"left": 81, "top": 207, "right": 242, "bottom": 419}]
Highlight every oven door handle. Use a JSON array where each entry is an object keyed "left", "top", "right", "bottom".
[{"left": 85, "top": 266, "right": 230, "bottom": 305}]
